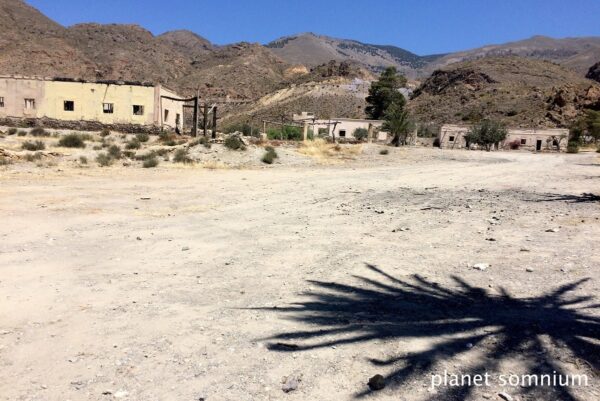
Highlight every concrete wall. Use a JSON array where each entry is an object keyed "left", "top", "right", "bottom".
[
  {"left": 293, "top": 113, "right": 386, "bottom": 140},
  {"left": 0, "top": 76, "right": 184, "bottom": 130},
  {"left": 438, "top": 124, "right": 570, "bottom": 151}
]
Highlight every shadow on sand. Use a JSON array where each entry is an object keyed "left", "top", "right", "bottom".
[{"left": 259, "top": 263, "right": 599, "bottom": 400}]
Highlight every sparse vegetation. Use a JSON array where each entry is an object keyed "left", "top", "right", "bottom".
[
  {"left": 267, "top": 126, "right": 302, "bottom": 141},
  {"left": 135, "top": 151, "right": 157, "bottom": 161},
  {"left": 465, "top": 120, "right": 508, "bottom": 151},
  {"left": 566, "top": 141, "right": 579, "bottom": 153},
  {"left": 100, "top": 129, "right": 111, "bottom": 137},
  {"left": 58, "top": 133, "right": 86, "bottom": 148},
  {"left": 25, "top": 152, "right": 43, "bottom": 162},
  {"left": 96, "top": 152, "right": 113, "bottom": 167},
  {"left": 21, "top": 140, "right": 45, "bottom": 151},
  {"left": 173, "top": 148, "right": 193, "bottom": 163},
  {"left": 30, "top": 127, "right": 49, "bottom": 137},
  {"left": 17, "top": 130, "right": 27, "bottom": 136},
  {"left": 0, "top": 157, "right": 13, "bottom": 166},
  {"left": 224, "top": 135, "right": 246, "bottom": 150},
  {"left": 224, "top": 123, "right": 256, "bottom": 136},
  {"left": 261, "top": 146, "right": 279, "bottom": 164},
  {"left": 79, "top": 156, "right": 88, "bottom": 164},
  {"left": 126, "top": 138, "right": 141, "bottom": 150},
  {"left": 190, "top": 136, "right": 211, "bottom": 149},
  {"left": 353, "top": 127, "right": 369, "bottom": 142},
  {"left": 107, "top": 145, "right": 122, "bottom": 159},
  {"left": 379, "top": 148, "right": 389, "bottom": 155},
  {"left": 383, "top": 103, "right": 414, "bottom": 146},
  {"left": 136, "top": 133, "right": 150, "bottom": 143},
  {"left": 7, "top": 128, "right": 18, "bottom": 135},
  {"left": 142, "top": 157, "right": 159, "bottom": 168}
]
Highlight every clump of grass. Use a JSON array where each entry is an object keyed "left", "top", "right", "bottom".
[
  {"left": 79, "top": 156, "right": 88, "bottom": 164},
  {"left": 58, "top": 133, "right": 86, "bottom": 148},
  {"left": 566, "top": 141, "right": 579, "bottom": 154},
  {"left": 191, "top": 136, "right": 212, "bottom": 149},
  {"left": 22, "top": 140, "right": 45, "bottom": 151},
  {"left": 100, "top": 129, "right": 111, "bottom": 137},
  {"left": 164, "top": 139, "right": 177, "bottom": 147},
  {"left": 25, "top": 152, "right": 43, "bottom": 162},
  {"left": 298, "top": 138, "right": 362, "bottom": 161},
  {"left": 142, "top": 156, "right": 159, "bottom": 168},
  {"left": 122, "top": 150, "right": 135, "bottom": 159},
  {"left": 261, "top": 146, "right": 278, "bottom": 164},
  {"left": 224, "top": 135, "right": 246, "bottom": 151},
  {"left": 135, "top": 151, "right": 157, "bottom": 161},
  {"left": 7, "top": 128, "right": 18, "bottom": 135},
  {"left": 173, "top": 148, "right": 193, "bottom": 164},
  {"left": 155, "top": 148, "right": 169, "bottom": 156},
  {"left": 96, "top": 152, "right": 113, "bottom": 167},
  {"left": 17, "top": 130, "right": 27, "bottom": 136},
  {"left": 0, "top": 157, "right": 12, "bottom": 166},
  {"left": 379, "top": 148, "right": 389, "bottom": 155},
  {"left": 30, "top": 127, "right": 49, "bottom": 137},
  {"left": 136, "top": 133, "right": 150, "bottom": 143},
  {"left": 126, "top": 138, "right": 141, "bottom": 150},
  {"left": 107, "top": 144, "right": 122, "bottom": 159},
  {"left": 92, "top": 145, "right": 102, "bottom": 151}
]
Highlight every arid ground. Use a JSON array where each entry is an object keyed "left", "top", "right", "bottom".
[{"left": 1, "top": 148, "right": 599, "bottom": 401}]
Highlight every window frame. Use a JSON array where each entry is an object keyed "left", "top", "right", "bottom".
[
  {"left": 24, "top": 98, "right": 36, "bottom": 110},
  {"left": 339, "top": 129, "right": 346, "bottom": 137},
  {"left": 449, "top": 135, "right": 455, "bottom": 142},
  {"left": 103, "top": 103, "right": 114, "bottom": 114},
  {"left": 520, "top": 138, "right": 527, "bottom": 145},
  {"left": 0, "top": 96, "right": 4, "bottom": 108},
  {"left": 133, "top": 105, "right": 144, "bottom": 116},
  {"left": 63, "top": 100, "right": 75, "bottom": 112}
]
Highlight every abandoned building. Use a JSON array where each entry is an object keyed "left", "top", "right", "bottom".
[
  {"left": 438, "top": 124, "right": 570, "bottom": 151},
  {"left": 292, "top": 112, "right": 388, "bottom": 141},
  {"left": 0, "top": 75, "right": 184, "bottom": 130}
]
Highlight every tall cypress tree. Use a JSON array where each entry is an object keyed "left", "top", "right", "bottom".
[{"left": 365, "top": 67, "right": 407, "bottom": 120}]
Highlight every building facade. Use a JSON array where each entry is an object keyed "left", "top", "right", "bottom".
[
  {"left": 292, "top": 112, "right": 388, "bottom": 141},
  {"left": 0, "top": 75, "right": 184, "bottom": 130},
  {"left": 438, "top": 124, "right": 570, "bottom": 151}
]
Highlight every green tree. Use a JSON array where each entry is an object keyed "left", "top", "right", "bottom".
[
  {"left": 382, "top": 103, "right": 414, "bottom": 147},
  {"left": 465, "top": 120, "right": 508, "bottom": 151},
  {"left": 353, "top": 127, "right": 369, "bottom": 142},
  {"left": 365, "top": 67, "right": 407, "bottom": 120}
]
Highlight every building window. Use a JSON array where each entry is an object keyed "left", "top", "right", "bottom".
[
  {"left": 64, "top": 100, "right": 74, "bottom": 111},
  {"left": 103, "top": 103, "right": 114, "bottom": 114},
  {"left": 175, "top": 113, "right": 181, "bottom": 126},
  {"left": 339, "top": 129, "right": 346, "bottom": 137},
  {"left": 449, "top": 135, "right": 455, "bottom": 142},
  {"left": 164, "top": 109, "right": 169, "bottom": 122},
  {"left": 133, "top": 105, "right": 144, "bottom": 116},
  {"left": 520, "top": 138, "right": 527, "bottom": 145},
  {"left": 0, "top": 97, "right": 4, "bottom": 107},
  {"left": 25, "top": 98, "right": 36, "bottom": 109}
]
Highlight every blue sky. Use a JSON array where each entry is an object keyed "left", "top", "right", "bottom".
[{"left": 27, "top": 0, "right": 600, "bottom": 55}]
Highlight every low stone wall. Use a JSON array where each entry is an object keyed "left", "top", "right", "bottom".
[{"left": 0, "top": 117, "right": 168, "bottom": 134}]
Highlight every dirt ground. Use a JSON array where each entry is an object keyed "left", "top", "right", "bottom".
[{"left": 1, "top": 148, "right": 599, "bottom": 401}]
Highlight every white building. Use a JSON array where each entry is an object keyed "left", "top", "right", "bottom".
[{"left": 292, "top": 112, "right": 388, "bottom": 141}]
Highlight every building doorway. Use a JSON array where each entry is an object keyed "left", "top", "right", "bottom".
[{"left": 536, "top": 140, "right": 542, "bottom": 151}]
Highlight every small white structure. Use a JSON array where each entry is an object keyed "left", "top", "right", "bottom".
[
  {"left": 292, "top": 112, "right": 388, "bottom": 141},
  {"left": 438, "top": 124, "right": 570, "bottom": 151}
]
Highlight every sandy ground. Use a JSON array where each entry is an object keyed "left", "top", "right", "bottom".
[{"left": 1, "top": 148, "right": 599, "bottom": 401}]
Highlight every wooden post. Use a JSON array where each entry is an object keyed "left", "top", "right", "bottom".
[
  {"left": 303, "top": 121, "right": 308, "bottom": 141},
  {"left": 203, "top": 103, "right": 208, "bottom": 137},
  {"left": 212, "top": 106, "right": 217, "bottom": 139},
  {"left": 368, "top": 123, "right": 374, "bottom": 143},
  {"left": 192, "top": 96, "right": 199, "bottom": 137},
  {"left": 263, "top": 120, "right": 266, "bottom": 137}
]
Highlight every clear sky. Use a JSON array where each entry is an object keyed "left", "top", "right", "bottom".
[{"left": 26, "top": 0, "right": 600, "bottom": 55}]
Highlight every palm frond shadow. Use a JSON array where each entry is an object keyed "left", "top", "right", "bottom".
[{"left": 260, "top": 264, "right": 599, "bottom": 400}]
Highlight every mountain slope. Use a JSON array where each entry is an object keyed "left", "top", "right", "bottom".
[
  {"left": 409, "top": 56, "right": 600, "bottom": 128},
  {"left": 266, "top": 32, "right": 442, "bottom": 76}
]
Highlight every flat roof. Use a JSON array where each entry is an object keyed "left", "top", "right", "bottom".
[{"left": 0, "top": 74, "right": 155, "bottom": 88}]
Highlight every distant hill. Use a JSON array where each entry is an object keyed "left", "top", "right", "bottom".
[
  {"left": 266, "top": 32, "right": 444, "bottom": 77},
  {"left": 409, "top": 56, "right": 600, "bottom": 128}
]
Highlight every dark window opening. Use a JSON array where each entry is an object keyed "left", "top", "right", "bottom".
[
  {"left": 175, "top": 113, "right": 181, "bottom": 126},
  {"left": 133, "top": 105, "right": 144, "bottom": 116},
  {"left": 25, "top": 98, "right": 36, "bottom": 109},
  {"left": 0, "top": 97, "right": 4, "bottom": 107},
  {"left": 339, "top": 129, "right": 346, "bottom": 137},
  {"left": 64, "top": 100, "right": 74, "bottom": 111},
  {"left": 449, "top": 135, "right": 455, "bottom": 142},
  {"left": 520, "top": 138, "right": 527, "bottom": 145},
  {"left": 103, "top": 103, "right": 114, "bottom": 114},
  {"left": 164, "top": 109, "right": 169, "bottom": 122}
]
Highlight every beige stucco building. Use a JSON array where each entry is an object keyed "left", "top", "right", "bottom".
[
  {"left": 0, "top": 75, "right": 184, "bottom": 130},
  {"left": 292, "top": 112, "right": 388, "bottom": 141},
  {"left": 438, "top": 124, "right": 570, "bottom": 151}
]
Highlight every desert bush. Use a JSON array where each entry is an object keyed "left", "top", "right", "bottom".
[
  {"left": 379, "top": 148, "right": 389, "bottom": 155},
  {"left": 224, "top": 123, "right": 256, "bottom": 136},
  {"left": 79, "top": 156, "right": 88, "bottom": 164},
  {"left": 267, "top": 126, "right": 303, "bottom": 141},
  {"left": 126, "top": 138, "right": 141, "bottom": 150},
  {"left": 224, "top": 135, "right": 246, "bottom": 150},
  {"left": 191, "top": 136, "right": 212, "bottom": 149},
  {"left": 96, "top": 152, "right": 113, "bottom": 167},
  {"left": 164, "top": 139, "right": 177, "bottom": 147},
  {"left": 7, "top": 128, "right": 18, "bottom": 135},
  {"left": 142, "top": 157, "right": 159, "bottom": 168},
  {"left": 173, "top": 148, "right": 193, "bottom": 163},
  {"left": 155, "top": 148, "right": 169, "bottom": 156},
  {"left": 17, "top": 130, "right": 27, "bottom": 136},
  {"left": 261, "top": 146, "right": 278, "bottom": 164},
  {"left": 0, "top": 157, "right": 12, "bottom": 165},
  {"left": 58, "top": 133, "right": 86, "bottom": 148},
  {"left": 22, "top": 140, "right": 45, "bottom": 151},
  {"left": 136, "top": 133, "right": 150, "bottom": 143},
  {"left": 30, "top": 127, "right": 49, "bottom": 137},
  {"left": 122, "top": 150, "right": 135, "bottom": 158},
  {"left": 93, "top": 145, "right": 102, "bottom": 151},
  {"left": 25, "top": 152, "right": 43, "bottom": 162},
  {"left": 100, "top": 129, "right": 111, "bottom": 137},
  {"left": 353, "top": 127, "right": 369, "bottom": 142},
  {"left": 508, "top": 139, "right": 521, "bottom": 150},
  {"left": 566, "top": 141, "right": 579, "bottom": 154},
  {"left": 135, "top": 151, "right": 157, "bottom": 161},
  {"left": 596, "top": 145, "right": 600, "bottom": 153},
  {"left": 107, "top": 144, "right": 122, "bottom": 159}
]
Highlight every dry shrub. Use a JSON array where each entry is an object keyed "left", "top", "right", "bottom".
[
  {"left": 200, "top": 161, "right": 229, "bottom": 170},
  {"left": 297, "top": 138, "right": 362, "bottom": 161}
]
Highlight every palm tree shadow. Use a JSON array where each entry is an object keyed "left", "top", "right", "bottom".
[{"left": 258, "top": 263, "right": 599, "bottom": 400}]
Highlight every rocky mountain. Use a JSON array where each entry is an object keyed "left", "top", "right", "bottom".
[
  {"left": 266, "top": 32, "right": 444, "bottom": 77},
  {"left": 428, "top": 35, "right": 600, "bottom": 76},
  {"left": 587, "top": 61, "right": 600, "bottom": 83},
  {"left": 408, "top": 56, "right": 600, "bottom": 128}
]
